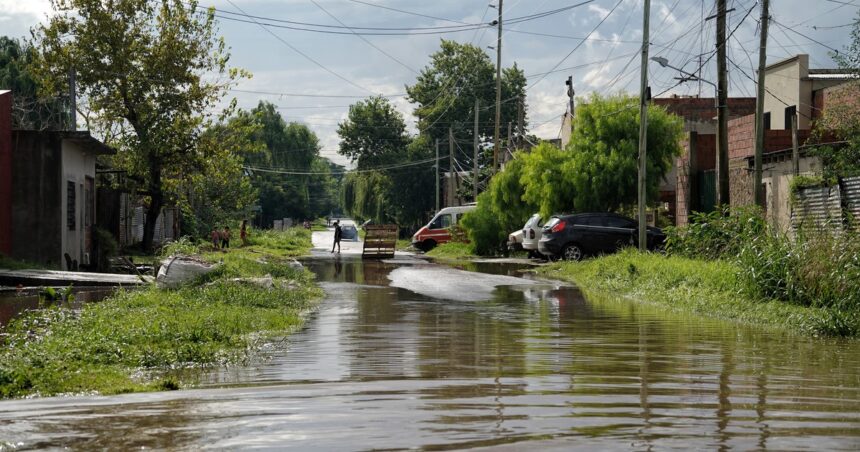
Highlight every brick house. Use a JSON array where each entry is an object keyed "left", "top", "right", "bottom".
[{"left": 653, "top": 96, "right": 756, "bottom": 226}]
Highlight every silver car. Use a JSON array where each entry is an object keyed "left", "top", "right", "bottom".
[{"left": 522, "top": 213, "right": 545, "bottom": 258}]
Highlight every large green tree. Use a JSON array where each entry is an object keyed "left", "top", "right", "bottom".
[
  {"left": 34, "top": 0, "right": 243, "bottom": 251},
  {"left": 406, "top": 40, "right": 527, "bottom": 197},
  {"left": 337, "top": 95, "right": 409, "bottom": 169},
  {"left": 520, "top": 94, "right": 683, "bottom": 218}
]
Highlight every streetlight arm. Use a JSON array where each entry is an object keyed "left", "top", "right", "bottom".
[{"left": 650, "top": 57, "right": 717, "bottom": 88}]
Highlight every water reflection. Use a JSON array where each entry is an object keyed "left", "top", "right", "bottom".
[
  {"left": 0, "top": 287, "right": 115, "bottom": 327},
  {"left": 0, "top": 256, "right": 859, "bottom": 450}
]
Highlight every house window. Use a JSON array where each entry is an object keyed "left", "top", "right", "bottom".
[
  {"left": 784, "top": 105, "right": 796, "bottom": 130},
  {"left": 67, "top": 180, "right": 76, "bottom": 230},
  {"left": 763, "top": 112, "right": 771, "bottom": 130}
]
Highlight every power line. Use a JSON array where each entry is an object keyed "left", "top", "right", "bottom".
[
  {"left": 244, "top": 155, "right": 447, "bottom": 175},
  {"left": 223, "top": 0, "right": 374, "bottom": 93}
]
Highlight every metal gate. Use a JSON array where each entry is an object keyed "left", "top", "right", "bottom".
[{"left": 697, "top": 170, "right": 716, "bottom": 213}]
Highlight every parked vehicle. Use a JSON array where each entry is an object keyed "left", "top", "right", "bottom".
[
  {"left": 521, "top": 213, "right": 545, "bottom": 258},
  {"left": 507, "top": 229, "right": 524, "bottom": 252},
  {"left": 339, "top": 221, "right": 359, "bottom": 241},
  {"left": 411, "top": 205, "right": 477, "bottom": 251},
  {"left": 538, "top": 213, "right": 665, "bottom": 261}
]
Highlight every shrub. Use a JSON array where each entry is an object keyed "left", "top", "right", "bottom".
[{"left": 664, "top": 206, "right": 766, "bottom": 260}]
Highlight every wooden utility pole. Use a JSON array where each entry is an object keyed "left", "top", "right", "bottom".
[
  {"left": 754, "top": 0, "right": 770, "bottom": 205},
  {"left": 638, "top": 0, "right": 651, "bottom": 251},
  {"left": 493, "top": 0, "right": 503, "bottom": 173},
  {"left": 449, "top": 127, "right": 455, "bottom": 207},
  {"left": 68, "top": 68, "right": 77, "bottom": 130},
  {"left": 473, "top": 98, "right": 480, "bottom": 201},
  {"left": 791, "top": 113, "right": 799, "bottom": 176},
  {"left": 435, "top": 138, "right": 440, "bottom": 212},
  {"left": 517, "top": 96, "right": 524, "bottom": 150},
  {"left": 507, "top": 122, "right": 512, "bottom": 163},
  {"left": 566, "top": 76, "right": 575, "bottom": 118},
  {"left": 716, "top": 0, "right": 730, "bottom": 207}
]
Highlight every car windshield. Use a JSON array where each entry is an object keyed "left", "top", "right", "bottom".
[{"left": 526, "top": 214, "right": 541, "bottom": 228}]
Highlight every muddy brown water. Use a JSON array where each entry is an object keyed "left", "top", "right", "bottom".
[{"left": 1, "top": 256, "right": 859, "bottom": 450}]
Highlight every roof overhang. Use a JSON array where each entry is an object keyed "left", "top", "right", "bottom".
[{"left": 61, "top": 131, "right": 116, "bottom": 155}]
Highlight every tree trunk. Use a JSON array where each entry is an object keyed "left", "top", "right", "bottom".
[{"left": 141, "top": 162, "right": 163, "bottom": 252}]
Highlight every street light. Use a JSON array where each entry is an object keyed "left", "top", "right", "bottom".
[{"left": 650, "top": 57, "right": 718, "bottom": 106}]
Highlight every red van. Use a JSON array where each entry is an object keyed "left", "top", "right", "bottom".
[{"left": 411, "top": 205, "right": 476, "bottom": 251}]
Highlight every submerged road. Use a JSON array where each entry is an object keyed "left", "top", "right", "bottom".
[{"left": 1, "top": 228, "right": 859, "bottom": 450}]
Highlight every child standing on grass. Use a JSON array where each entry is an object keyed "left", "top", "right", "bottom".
[
  {"left": 210, "top": 227, "right": 221, "bottom": 250},
  {"left": 222, "top": 226, "right": 231, "bottom": 249}
]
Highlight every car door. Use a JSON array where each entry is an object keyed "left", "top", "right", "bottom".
[
  {"left": 577, "top": 215, "right": 609, "bottom": 253},
  {"left": 426, "top": 213, "right": 453, "bottom": 243},
  {"left": 605, "top": 215, "right": 637, "bottom": 250}
]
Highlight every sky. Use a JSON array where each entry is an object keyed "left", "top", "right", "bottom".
[{"left": 0, "top": 0, "right": 855, "bottom": 167}]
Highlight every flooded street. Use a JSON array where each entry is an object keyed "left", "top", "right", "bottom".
[{"left": 1, "top": 241, "right": 859, "bottom": 450}]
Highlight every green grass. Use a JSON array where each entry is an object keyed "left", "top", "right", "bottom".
[
  {"left": 0, "top": 229, "right": 320, "bottom": 398},
  {"left": 536, "top": 249, "right": 860, "bottom": 338},
  {"left": 426, "top": 242, "right": 476, "bottom": 260},
  {"left": 0, "top": 254, "right": 47, "bottom": 270}
]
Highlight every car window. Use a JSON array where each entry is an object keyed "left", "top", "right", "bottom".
[
  {"left": 605, "top": 216, "right": 635, "bottom": 228},
  {"left": 580, "top": 216, "right": 605, "bottom": 227},
  {"left": 429, "top": 214, "right": 452, "bottom": 229}
]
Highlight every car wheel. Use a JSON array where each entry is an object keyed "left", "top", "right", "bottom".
[
  {"left": 561, "top": 244, "right": 583, "bottom": 261},
  {"left": 422, "top": 239, "right": 437, "bottom": 252}
]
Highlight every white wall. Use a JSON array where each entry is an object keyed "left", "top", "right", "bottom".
[
  {"left": 60, "top": 139, "right": 96, "bottom": 267},
  {"left": 764, "top": 55, "right": 810, "bottom": 130}
]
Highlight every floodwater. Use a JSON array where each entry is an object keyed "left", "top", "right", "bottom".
[
  {"left": 0, "top": 287, "right": 116, "bottom": 328},
  {"left": 1, "top": 254, "right": 859, "bottom": 450}
]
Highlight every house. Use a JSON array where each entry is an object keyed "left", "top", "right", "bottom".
[
  {"left": 0, "top": 90, "right": 116, "bottom": 269},
  {"left": 726, "top": 54, "right": 854, "bottom": 231}
]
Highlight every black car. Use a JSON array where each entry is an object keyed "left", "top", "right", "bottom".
[{"left": 538, "top": 213, "right": 665, "bottom": 261}]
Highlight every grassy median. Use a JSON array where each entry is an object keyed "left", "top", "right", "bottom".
[
  {"left": 537, "top": 249, "right": 860, "bottom": 338},
  {"left": 0, "top": 228, "right": 321, "bottom": 398}
]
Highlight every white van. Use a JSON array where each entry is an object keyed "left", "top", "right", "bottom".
[{"left": 411, "top": 205, "right": 477, "bottom": 251}]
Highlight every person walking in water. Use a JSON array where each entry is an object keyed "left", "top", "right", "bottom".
[{"left": 331, "top": 220, "right": 342, "bottom": 253}]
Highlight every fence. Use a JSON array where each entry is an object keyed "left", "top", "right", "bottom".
[{"left": 791, "top": 176, "right": 860, "bottom": 231}]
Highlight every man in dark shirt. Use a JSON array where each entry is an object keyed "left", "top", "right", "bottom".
[{"left": 331, "top": 220, "right": 342, "bottom": 253}]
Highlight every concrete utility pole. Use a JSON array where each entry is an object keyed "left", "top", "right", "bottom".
[
  {"left": 473, "top": 98, "right": 480, "bottom": 201},
  {"left": 493, "top": 0, "right": 503, "bottom": 173},
  {"left": 637, "top": 0, "right": 651, "bottom": 251},
  {"left": 754, "top": 0, "right": 770, "bottom": 205},
  {"left": 435, "top": 138, "right": 440, "bottom": 212},
  {"left": 716, "top": 0, "right": 730, "bottom": 207},
  {"left": 449, "top": 127, "right": 455, "bottom": 207}
]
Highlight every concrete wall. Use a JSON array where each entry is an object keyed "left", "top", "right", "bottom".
[
  {"left": 762, "top": 156, "right": 823, "bottom": 232},
  {"left": 0, "top": 91, "right": 11, "bottom": 256},
  {"left": 764, "top": 55, "right": 810, "bottom": 130},
  {"left": 61, "top": 139, "right": 97, "bottom": 266},
  {"left": 10, "top": 131, "right": 63, "bottom": 268}
]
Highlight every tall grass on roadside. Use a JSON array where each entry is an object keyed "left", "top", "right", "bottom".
[
  {"left": 738, "top": 227, "right": 860, "bottom": 312},
  {"left": 664, "top": 206, "right": 766, "bottom": 259}
]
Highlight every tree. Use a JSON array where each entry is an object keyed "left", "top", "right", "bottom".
[
  {"left": 179, "top": 113, "right": 262, "bottom": 236},
  {"left": 337, "top": 95, "right": 409, "bottom": 169},
  {"left": 244, "top": 102, "right": 335, "bottom": 224},
  {"left": 0, "top": 36, "right": 68, "bottom": 130},
  {"left": 34, "top": 0, "right": 243, "bottom": 251},
  {"left": 406, "top": 40, "right": 527, "bottom": 193}
]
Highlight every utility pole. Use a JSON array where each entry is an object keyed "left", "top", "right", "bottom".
[
  {"left": 637, "top": 0, "right": 651, "bottom": 251},
  {"left": 493, "top": 0, "right": 503, "bottom": 173},
  {"left": 716, "top": 0, "right": 730, "bottom": 207},
  {"left": 754, "top": 0, "right": 770, "bottom": 205},
  {"left": 507, "top": 122, "right": 512, "bottom": 164},
  {"left": 473, "top": 98, "right": 480, "bottom": 201},
  {"left": 566, "top": 76, "right": 575, "bottom": 117},
  {"left": 435, "top": 138, "right": 440, "bottom": 212},
  {"left": 68, "top": 68, "right": 77, "bottom": 130},
  {"left": 791, "top": 113, "right": 799, "bottom": 176},
  {"left": 517, "top": 95, "right": 524, "bottom": 150},
  {"left": 449, "top": 127, "right": 455, "bottom": 207}
]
